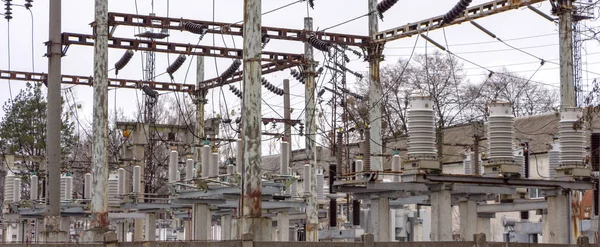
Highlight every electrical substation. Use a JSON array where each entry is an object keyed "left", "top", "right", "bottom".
[{"left": 1, "top": 0, "right": 600, "bottom": 246}]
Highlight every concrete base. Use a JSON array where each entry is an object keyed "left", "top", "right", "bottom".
[
  {"left": 192, "top": 203, "right": 211, "bottom": 240},
  {"left": 133, "top": 218, "right": 143, "bottom": 241},
  {"left": 546, "top": 194, "right": 569, "bottom": 244},
  {"left": 476, "top": 217, "right": 491, "bottom": 238},
  {"left": 81, "top": 228, "right": 114, "bottom": 243},
  {"left": 430, "top": 190, "right": 452, "bottom": 241},
  {"left": 459, "top": 200, "right": 477, "bottom": 241},
  {"left": 369, "top": 196, "right": 390, "bottom": 241},
  {"left": 40, "top": 230, "right": 68, "bottom": 243},
  {"left": 221, "top": 215, "right": 232, "bottom": 240},
  {"left": 241, "top": 217, "right": 272, "bottom": 241}
]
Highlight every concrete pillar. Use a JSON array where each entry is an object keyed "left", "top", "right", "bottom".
[
  {"left": 476, "top": 215, "right": 491, "bottom": 238},
  {"left": 369, "top": 196, "right": 390, "bottom": 241},
  {"left": 116, "top": 222, "right": 125, "bottom": 242},
  {"left": 542, "top": 212, "right": 550, "bottom": 243},
  {"left": 430, "top": 190, "right": 452, "bottom": 241},
  {"left": 459, "top": 200, "right": 477, "bottom": 241},
  {"left": 221, "top": 215, "right": 232, "bottom": 240},
  {"left": 547, "top": 192, "right": 569, "bottom": 244},
  {"left": 277, "top": 212, "right": 290, "bottom": 241},
  {"left": 145, "top": 213, "right": 156, "bottom": 241},
  {"left": 193, "top": 203, "right": 210, "bottom": 240}
]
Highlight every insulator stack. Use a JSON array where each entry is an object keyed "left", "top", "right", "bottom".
[
  {"left": 210, "top": 152, "right": 219, "bottom": 177},
  {"left": 280, "top": 142, "right": 289, "bottom": 175},
  {"left": 487, "top": 102, "right": 515, "bottom": 163},
  {"left": 183, "top": 22, "right": 208, "bottom": 36},
  {"left": 201, "top": 145, "right": 211, "bottom": 177},
  {"left": 118, "top": 168, "right": 126, "bottom": 195},
  {"left": 335, "top": 62, "right": 364, "bottom": 80},
  {"left": 548, "top": 142, "right": 559, "bottom": 179},
  {"left": 218, "top": 59, "right": 242, "bottom": 83},
  {"left": 407, "top": 95, "right": 436, "bottom": 159},
  {"left": 308, "top": 0, "right": 315, "bottom": 9},
  {"left": 229, "top": 85, "right": 243, "bottom": 99},
  {"left": 363, "top": 128, "right": 371, "bottom": 170},
  {"left": 30, "top": 174, "right": 38, "bottom": 200},
  {"left": 25, "top": 0, "right": 33, "bottom": 9},
  {"left": 355, "top": 159, "right": 364, "bottom": 174},
  {"left": 442, "top": 0, "right": 472, "bottom": 25},
  {"left": 132, "top": 166, "right": 141, "bottom": 193},
  {"left": 340, "top": 88, "right": 364, "bottom": 100},
  {"left": 61, "top": 174, "right": 73, "bottom": 201},
  {"left": 13, "top": 178, "right": 21, "bottom": 202},
  {"left": 463, "top": 152, "right": 472, "bottom": 174},
  {"left": 114, "top": 50, "right": 134, "bottom": 75},
  {"left": 261, "top": 78, "right": 284, "bottom": 96},
  {"left": 4, "top": 174, "right": 15, "bottom": 203},
  {"left": 290, "top": 69, "right": 306, "bottom": 84},
  {"left": 316, "top": 168, "right": 324, "bottom": 200},
  {"left": 167, "top": 54, "right": 187, "bottom": 79},
  {"left": 186, "top": 157, "right": 194, "bottom": 180},
  {"left": 4, "top": 0, "right": 12, "bottom": 20},
  {"left": 377, "top": 0, "right": 399, "bottom": 19},
  {"left": 303, "top": 164, "right": 311, "bottom": 195},
  {"left": 307, "top": 35, "right": 332, "bottom": 52},
  {"left": 107, "top": 174, "right": 119, "bottom": 204},
  {"left": 169, "top": 149, "right": 178, "bottom": 183},
  {"left": 559, "top": 108, "right": 585, "bottom": 167},
  {"left": 392, "top": 154, "right": 401, "bottom": 182},
  {"left": 227, "top": 163, "right": 235, "bottom": 175},
  {"left": 84, "top": 173, "right": 92, "bottom": 199},
  {"left": 261, "top": 33, "right": 270, "bottom": 48}
]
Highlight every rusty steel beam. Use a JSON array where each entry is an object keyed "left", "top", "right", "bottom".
[
  {"left": 0, "top": 70, "right": 196, "bottom": 93},
  {"left": 107, "top": 12, "right": 370, "bottom": 47},
  {"left": 61, "top": 32, "right": 304, "bottom": 64},
  {"left": 197, "top": 62, "right": 295, "bottom": 90},
  {"left": 375, "top": 0, "right": 547, "bottom": 43}
]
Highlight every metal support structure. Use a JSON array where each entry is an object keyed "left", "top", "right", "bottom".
[
  {"left": 368, "top": 0, "right": 383, "bottom": 173},
  {"left": 84, "top": 0, "right": 110, "bottom": 242},
  {"left": 558, "top": 0, "right": 576, "bottom": 108},
  {"left": 197, "top": 62, "right": 296, "bottom": 90},
  {"left": 304, "top": 17, "right": 319, "bottom": 242},
  {"left": 43, "top": 0, "right": 67, "bottom": 242}
]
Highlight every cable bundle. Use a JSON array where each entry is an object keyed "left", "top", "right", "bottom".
[
  {"left": 114, "top": 50, "right": 134, "bottom": 75},
  {"left": 377, "top": 0, "right": 399, "bottom": 20},
  {"left": 229, "top": 85, "right": 242, "bottom": 99},
  {"left": 307, "top": 35, "right": 332, "bottom": 52},
  {"left": 218, "top": 59, "right": 242, "bottom": 83},
  {"left": 167, "top": 54, "right": 187, "bottom": 79},
  {"left": 261, "top": 78, "right": 284, "bottom": 96},
  {"left": 442, "top": 0, "right": 472, "bottom": 24},
  {"left": 290, "top": 69, "right": 306, "bottom": 84}
]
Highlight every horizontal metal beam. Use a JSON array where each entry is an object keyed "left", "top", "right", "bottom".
[
  {"left": 62, "top": 32, "right": 304, "bottom": 64},
  {"left": 109, "top": 212, "right": 146, "bottom": 219},
  {"left": 177, "top": 185, "right": 282, "bottom": 199},
  {"left": 197, "top": 62, "right": 296, "bottom": 90},
  {"left": 108, "top": 12, "right": 369, "bottom": 47},
  {"left": 1, "top": 69, "right": 196, "bottom": 93},
  {"left": 414, "top": 174, "right": 594, "bottom": 190},
  {"left": 390, "top": 195, "right": 429, "bottom": 206},
  {"left": 375, "top": 0, "right": 546, "bottom": 43},
  {"left": 477, "top": 200, "right": 547, "bottom": 213}
]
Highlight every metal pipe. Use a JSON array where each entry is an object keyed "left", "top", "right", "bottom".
[
  {"left": 46, "top": 0, "right": 62, "bottom": 231},
  {"left": 241, "top": 0, "right": 263, "bottom": 227},
  {"left": 90, "top": 0, "right": 109, "bottom": 230},
  {"left": 169, "top": 149, "right": 178, "bottom": 183},
  {"left": 368, "top": 0, "right": 383, "bottom": 173},
  {"left": 304, "top": 16, "right": 319, "bottom": 241}
]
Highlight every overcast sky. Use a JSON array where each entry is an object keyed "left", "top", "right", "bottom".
[{"left": 0, "top": 0, "right": 598, "bottom": 153}]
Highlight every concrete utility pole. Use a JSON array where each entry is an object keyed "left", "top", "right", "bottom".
[
  {"left": 558, "top": 0, "right": 576, "bottom": 108},
  {"left": 304, "top": 17, "right": 319, "bottom": 242},
  {"left": 241, "top": 0, "right": 271, "bottom": 240},
  {"left": 283, "top": 79, "right": 292, "bottom": 155},
  {"left": 42, "top": 0, "right": 67, "bottom": 242},
  {"left": 368, "top": 0, "right": 383, "bottom": 172},
  {"left": 83, "top": 0, "right": 111, "bottom": 242},
  {"left": 196, "top": 56, "right": 206, "bottom": 162}
]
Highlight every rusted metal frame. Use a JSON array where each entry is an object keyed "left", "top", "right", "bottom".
[
  {"left": 197, "top": 61, "right": 296, "bottom": 90},
  {"left": 61, "top": 32, "right": 304, "bottom": 64},
  {"left": 0, "top": 70, "right": 196, "bottom": 93},
  {"left": 375, "top": 0, "right": 547, "bottom": 43},
  {"left": 107, "top": 12, "right": 370, "bottom": 47}
]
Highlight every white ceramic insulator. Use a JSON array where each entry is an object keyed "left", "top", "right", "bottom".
[
  {"left": 84, "top": 173, "right": 92, "bottom": 199},
  {"left": 118, "top": 168, "right": 126, "bottom": 195},
  {"left": 133, "top": 166, "right": 141, "bottom": 193},
  {"left": 548, "top": 142, "right": 560, "bottom": 179},
  {"left": 210, "top": 153, "right": 219, "bottom": 177},
  {"left": 487, "top": 102, "right": 515, "bottom": 161},
  {"left": 176, "top": 170, "right": 181, "bottom": 181},
  {"left": 64, "top": 176, "right": 73, "bottom": 201},
  {"left": 201, "top": 145, "right": 211, "bottom": 178},
  {"left": 559, "top": 108, "right": 585, "bottom": 166},
  {"left": 186, "top": 158, "right": 194, "bottom": 180},
  {"left": 281, "top": 142, "right": 289, "bottom": 175},
  {"left": 227, "top": 164, "right": 235, "bottom": 175},
  {"left": 392, "top": 155, "right": 401, "bottom": 182},
  {"left": 355, "top": 160, "right": 364, "bottom": 173},
  {"left": 4, "top": 174, "right": 15, "bottom": 203},
  {"left": 290, "top": 179, "right": 298, "bottom": 196},
  {"left": 463, "top": 152, "right": 472, "bottom": 174},
  {"left": 192, "top": 168, "right": 197, "bottom": 178},
  {"left": 30, "top": 175, "right": 38, "bottom": 200},
  {"left": 316, "top": 169, "right": 324, "bottom": 200},
  {"left": 303, "top": 164, "right": 311, "bottom": 195},
  {"left": 169, "top": 150, "right": 178, "bottom": 183},
  {"left": 236, "top": 140, "right": 242, "bottom": 174},
  {"left": 107, "top": 174, "right": 119, "bottom": 204},
  {"left": 407, "top": 95, "right": 436, "bottom": 158},
  {"left": 13, "top": 178, "right": 21, "bottom": 202}
]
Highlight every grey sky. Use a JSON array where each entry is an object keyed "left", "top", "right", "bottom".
[{"left": 0, "top": 0, "right": 598, "bottom": 152}]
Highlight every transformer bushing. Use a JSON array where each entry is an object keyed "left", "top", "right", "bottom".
[
  {"left": 556, "top": 108, "right": 591, "bottom": 179},
  {"left": 404, "top": 95, "right": 440, "bottom": 173},
  {"left": 482, "top": 102, "right": 521, "bottom": 177}
]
